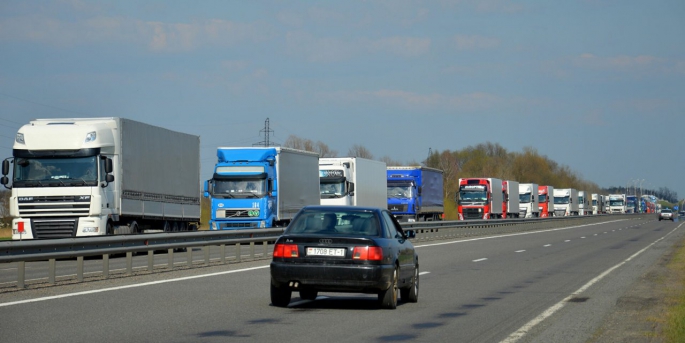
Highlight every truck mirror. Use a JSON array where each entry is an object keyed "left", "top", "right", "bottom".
[
  {"left": 1, "top": 160, "right": 8, "bottom": 175},
  {"left": 1, "top": 176, "right": 7, "bottom": 186},
  {"left": 348, "top": 182, "right": 355, "bottom": 194},
  {"left": 268, "top": 178, "right": 274, "bottom": 195},
  {"left": 105, "top": 174, "right": 114, "bottom": 183},
  {"left": 417, "top": 186, "right": 422, "bottom": 195},
  {"left": 105, "top": 158, "right": 113, "bottom": 174},
  {"left": 203, "top": 180, "right": 209, "bottom": 193}
]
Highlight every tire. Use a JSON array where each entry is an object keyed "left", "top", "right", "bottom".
[
  {"left": 379, "top": 267, "right": 399, "bottom": 309},
  {"left": 400, "top": 264, "right": 419, "bottom": 303},
  {"left": 106, "top": 221, "right": 114, "bottom": 235},
  {"left": 162, "top": 221, "right": 171, "bottom": 232},
  {"left": 270, "top": 282, "right": 292, "bottom": 307},
  {"left": 299, "top": 290, "right": 318, "bottom": 300},
  {"left": 129, "top": 220, "right": 139, "bottom": 234}
]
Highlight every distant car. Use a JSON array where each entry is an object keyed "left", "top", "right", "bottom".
[
  {"left": 659, "top": 209, "right": 674, "bottom": 221},
  {"left": 270, "top": 205, "right": 419, "bottom": 309}
]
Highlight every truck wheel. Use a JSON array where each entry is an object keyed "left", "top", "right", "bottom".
[
  {"left": 379, "top": 267, "right": 398, "bottom": 309},
  {"left": 271, "top": 282, "right": 292, "bottom": 307},
  {"left": 106, "top": 221, "right": 114, "bottom": 235},
  {"left": 162, "top": 221, "right": 171, "bottom": 232},
  {"left": 400, "top": 264, "right": 419, "bottom": 303},
  {"left": 171, "top": 221, "right": 179, "bottom": 232},
  {"left": 129, "top": 221, "right": 139, "bottom": 234}
]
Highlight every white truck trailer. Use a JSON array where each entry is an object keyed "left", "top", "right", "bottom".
[
  {"left": 502, "top": 180, "right": 520, "bottom": 218},
  {"left": 591, "top": 193, "right": 602, "bottom": 215},
  {"left": 553, "top": 188, "right": 579, "bottom": 216},
  {"left": 578, "top": 191, "right": 590, "bottom": 215},
  {"left": 518, "top": 183, "right": 539, "bottom": 218},
  {"left": 1, "top": 117, "right": 200, "bottom": 239},
  {"left": 319, "top": 157, "right": 387, "bottom": 208},
  {"left": 608, "top": 194, "right": 627, "bottom": 214}
]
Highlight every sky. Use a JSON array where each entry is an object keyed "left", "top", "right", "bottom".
[{"left": 0, "top": 0, "right": 683, "bottom": 200}]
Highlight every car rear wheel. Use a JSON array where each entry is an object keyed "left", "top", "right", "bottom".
[
  {"left": 299, "top": 290, "right": 318, "bottom": 300},
  {"left": 270, "top": 282, "right": 291, "bottom": 307},
  {"left": 379, "top": 267, "right": 398, "bottom": 309},
  {"left": 400, "top": 264, "right": 419, "bottom": 303}
]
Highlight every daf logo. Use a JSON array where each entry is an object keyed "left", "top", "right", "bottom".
[
  {"left": 319, "top": 239, "right": 332, "bottom": 244},
  {"left": 18, "top": 197, "right": 33, "bottom": 202}
]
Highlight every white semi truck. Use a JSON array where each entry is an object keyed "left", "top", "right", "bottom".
[
  {"left": 553, "top": 188, "right": 579, "bottom": 216},
  {"left": 1, "top": 117, "right": 201, "bottom": 239},
  {"left": 578, "top": 191, "right": 590, "bottom": 215},
  {"left": 608, "top": 194, "right": 627, "bottom": 214},
  {"left": 518, "top": 183, "right": 539, "bottom": 218},
  {"left": 591, "top": 193, "right": 603, "bottom": 215},
  {"left": 319, "top": 157, "right": 387, "bottom": 208}
]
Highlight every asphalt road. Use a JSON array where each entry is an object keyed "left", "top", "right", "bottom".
[{"left": 0, "top": 216, "right": 682, "bottom": 343}]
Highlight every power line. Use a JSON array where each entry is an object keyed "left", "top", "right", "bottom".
[
  {"left": 0, "top": 91, "right": 90, "bottom": 116},
  {"left": 253, "top": 118, "right": 278, "bottom": 147}
]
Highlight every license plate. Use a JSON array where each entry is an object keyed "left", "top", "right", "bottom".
[{"left": 307, "top": 247, "right": 345, "bottom": 257}]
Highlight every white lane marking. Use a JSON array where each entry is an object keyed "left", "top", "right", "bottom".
[
  {"left": 501, "top": 222, "right": 683, "bottom": 343},
  {"left": 473, "top": 258, "right": 488, "bottom": 262},
  {"left": 419, "top": 271, "right": 430, "bottom": 275},
  {"left": 604, "top": 232, "right": 608, "bottom": 234},
  {"left": 594, "top": 234, "right": 598, "bottom": 236},
  {"left": 0, "top": 265, "right": 270, "bottom": 308},
  {"left": 581, "top": 237, "right": 586, "bottom": 239},
  {"left": 415, "top": 219, "right": 627, "bottom": 249},
  {"left": 543, "top": 244, "right": 551, "bottom": 247},
  {"left": 515, "top": 250, "right": 526, "bottom": 253},
  {"left": 564, "top": 240, "right": 571, "bottom": 242},
  {"left": 289, "top": 296, "right": 330, "bottom": 307}
]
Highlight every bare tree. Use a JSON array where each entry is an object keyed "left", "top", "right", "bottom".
[
  {"left": 283, "top": 134, "right": 337, "bottom": 157},
  {"left": 379, "top": 156, "right": 403, "bottom": 166},
  {"left": 347, "top": 144, "right": 373, "bottom": 159}
]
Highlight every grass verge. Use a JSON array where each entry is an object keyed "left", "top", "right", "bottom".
[
  {"left": 665, "top": 239, "right": 685, "bottom": 342},
  {"left": 0, "top": 227, "right": 10, "bottom": 240}
]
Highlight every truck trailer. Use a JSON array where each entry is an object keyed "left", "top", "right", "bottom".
[
  {"left": 1, "top": 117, "right": 200, "bottom": 239},
  {"left": 553, "top": 188, "right": 579, "bottom": 216},
  {"left": 502, "top": 180, "right": 520, "bottom": 218},
  {"left": 538, "top": 185, "right": 555, "bottom": 217},
  {"left": 578, "top": 191, "right": 590, "bottom": 215},
  {"left": 387, "top": 166, "right": 444, "bottom": 222},
  {"left": 319, "top": 157, "right": 387, "bottom": 208},
  {"left": 204, "top": 147, "right": 320, "bottom": 229},
  {"left": 457, "top": 177, "right": 503, "bottom": 220},
  {"left": 591, "top": 193, "right": 602, "bottom": 214},
  {"left": 519, "top": 183, "right": 539, "bottom": 218}
]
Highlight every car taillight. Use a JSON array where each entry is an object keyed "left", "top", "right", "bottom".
[
  {"left": 352, "top": 246, "right": 383, "bottom": 261},
  {"left": 273, "top": 244, "right": 299, "bottom": 258}
]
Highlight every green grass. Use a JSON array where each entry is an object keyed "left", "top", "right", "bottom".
[{"left": 665, "top": 241, "right": 685, "bottom": 342}]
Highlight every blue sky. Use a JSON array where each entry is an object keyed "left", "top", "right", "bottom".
[{"left": 0, "top": 0, "right": 683, "bottom": 199}]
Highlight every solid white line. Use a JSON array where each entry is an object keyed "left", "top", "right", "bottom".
[
  {"left": 0, "top": 265, "right": 270, "bottom": 308},
  {"left": 415, "top": 219, "right": 627, "bottom": 249},
  {"left": 515, "top": 250, "right": 526, "bottom": 253},
  {"left": 500, "top": 222, "right": 683, "bottom": 343},
  {"left": 473, "top": 258, "right": 488, "bottom": 262},
  {"left": 543, "top": 244, "right": 551, "bottom": 247},
  {"left": 419, "top": 271, "right": 430, "bottom": 275}
]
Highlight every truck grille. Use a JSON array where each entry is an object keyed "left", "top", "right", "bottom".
[
  {"left": 223, "top": 209, "right": 256, "bottom": 218},
  {"left": 31, "top": 217, "right": 78, "bottom": 239},
  {"left": 388, "top": 204, "right": 407, "bottom": 212},
  {"left": 18, "top": 196, "right": 91, "bottom": 217},
  {"left": 462, "top": 208, "right": 482, "bottom": 219},
  {"left": 221, "top": 222, "right": 258, "bottom": 228}
]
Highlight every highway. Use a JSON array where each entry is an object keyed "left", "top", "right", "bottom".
[{"left": 0, "top": 216, "right": 682, "bottom": 343}]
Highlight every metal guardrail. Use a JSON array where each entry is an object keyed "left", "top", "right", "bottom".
[{"left": 0, "top": 214, "right": 642, "bottom": 289}]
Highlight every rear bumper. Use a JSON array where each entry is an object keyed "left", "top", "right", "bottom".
[{"left": 270, "top": 262, "right": 394, "bottom": 293}]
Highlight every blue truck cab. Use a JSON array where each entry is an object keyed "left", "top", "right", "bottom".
[
  {"left": 204, "top": 147, "right": 320, "bottom": 229},
  {"left": 386, "top": 166, "right": 444, "bottom": 222}
]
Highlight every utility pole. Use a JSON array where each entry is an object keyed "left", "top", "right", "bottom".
[{"left": 253, "top": 118, "right": 277, "bottom": 147}]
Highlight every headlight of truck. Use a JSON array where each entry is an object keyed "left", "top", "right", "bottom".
[
  {"left": 260, "top": 221, "right": 266, "bottom": 228},
  {"left": 82, "top": 227, "right": 99, "bottom": 233},
  {"left": 211, "top": 221, "right": 217, "bottom": 230},
  {"left": 85, "top": 131, "right": 97, "bottom": 143},
  {"left": 16, "top": 133, "right": 25, "bottom": 144}
]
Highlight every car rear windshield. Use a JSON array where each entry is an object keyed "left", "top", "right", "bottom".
[
  {"left": 662, "top": 209, "right": 672, "bottom": 213},
  {"left": 287, "top": 209, "right": 381, "bottom": 237}
]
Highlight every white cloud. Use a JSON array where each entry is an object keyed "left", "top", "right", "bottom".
[{"left": 453, "top": 34, "right": 500, "bottom": 50}]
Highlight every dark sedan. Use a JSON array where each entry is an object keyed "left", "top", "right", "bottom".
[{"left": 270, "top": 205, "right": 419, "bottom": 309}]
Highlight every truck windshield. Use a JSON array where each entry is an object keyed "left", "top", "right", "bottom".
[
  {"left": 213, "top": 179, "right": 266, "bottom": 198},
  {"left": 579, "top": 196, "right": 584, "bottom": 204},
  {"left": 539, "top": 194, "right": 547, "bottom": 202},
  {"left": 627, "top": 200, "right": 636, "bottom": 206},
  {"left": 519, "top": 193, "right": 532, "bottom": 203},
  {"left": 592, "top": 200, "right": 598, "bottom": 206},
  {"left": 13, "top": 156, "right": 99, "bottom": 187},
  {"left": 458, "top": 190, "right": 487, "bottom": 205},
  {"left": 554, "top": 196, "right": 570, "bottom": 204},
  {"left": 320, "top": 181, "right": 345, "bottom": 198},
  {"left": 610, "top": 200, "right": 624, "bottom": 206},
  {"left": 387, "top": 185, "right": 412, "bottom": 199}
]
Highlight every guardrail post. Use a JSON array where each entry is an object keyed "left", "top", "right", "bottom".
[
  {"left": 167, "top": 249, "right": 173, "bottom": 269},
  {"left": 103, "top": 254, "right": 109, "bottom": 279},
  {"left": 220, "top": 244, "right": 226, "bottom": 264},
  {"left": 263, "top": 241, "right": 268, "bottom": 258},
  {"left": 235, "top": 243, "right": 241, "bottom": 263},
  {"left": 77, "top": 256, "right": 84, "bottom": 282},
  {"left": 249, "top": 242, "right": 255, "bottom": 259},
  {"left": 148, "top": 250, "right": 154, "bottom": 272},
  {"left": 17, "top": 261, "right": 25, "bottom": 288},
  {"left": 126, "top": 251, "right": 133, "bottom": 275},
  {"left": 187, "top": 247, "right": 192, "bottom": 267},
  {"left": 204, "top": 246, "right": 210, "bottom": 266},
  {"left": 49, "top": 258, "right": 56, "bottom": 284}
]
